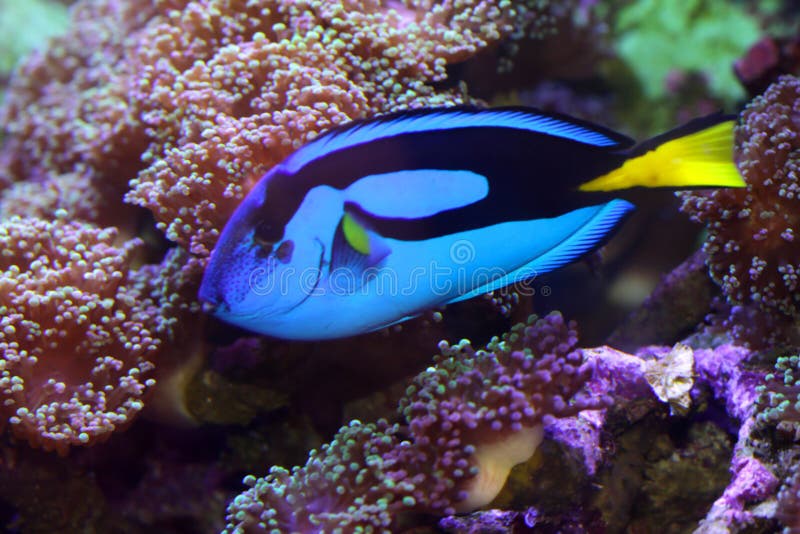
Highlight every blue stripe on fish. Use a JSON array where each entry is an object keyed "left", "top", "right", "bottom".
[{"left": 283, "top": 107, "right": 630, "bottom": 173}]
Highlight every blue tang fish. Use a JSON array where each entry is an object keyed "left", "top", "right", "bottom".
[{"left": 199, "top": 107, "right": 743, "bottom": 340}]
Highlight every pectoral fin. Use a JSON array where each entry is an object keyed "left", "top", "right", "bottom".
[
  {"left": 331, "top": 204, "right": 392, "bottom": 277},
  {"left": 342, "top": 212, "right": 371, "bottom": 255}
]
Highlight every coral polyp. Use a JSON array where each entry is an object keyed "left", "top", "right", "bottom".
[
  {"left": 0, "top": 215, "right": 157, "bottom": 453},
  {"left": 680, "top": 75, "right": 800, "bottom": 320},
  {"left": 224, "top": 313, "right": 600, "bottom": 532}
]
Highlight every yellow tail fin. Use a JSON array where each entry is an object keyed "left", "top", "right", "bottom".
[{"left": 578, "top": 119, "right": 745, "bottom": 192}]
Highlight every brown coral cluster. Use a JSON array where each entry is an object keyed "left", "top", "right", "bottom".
[
  {"left": 0, "top": 1, "right": 154, "bottom": 228},
  {"left": 128, "top": 0, "right": 547, "bottom": 255},
  {"left": 0, "top": 215, "right": 157, "bottom": 454},
  {"left": 1, "top": 0, "right": 549, "bottom": 255},
  {"left": 0, "top": 213, "right": 208, "bottom": 453},
  {"left": 680, "top": 75, "right": 800, "bottom": 323},
  {"left": 223, "top": 313, "right": 599, "bottom": 532},
  {"left": 0, "top": 0, "right": 555, "bottom": 455}
]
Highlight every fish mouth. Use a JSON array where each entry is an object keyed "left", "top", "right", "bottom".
[{"left": 198, "top": 261, "right": 228, "bottom": 310}]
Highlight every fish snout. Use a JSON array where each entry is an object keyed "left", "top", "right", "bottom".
[{"left": 197, "top": 276, "right": 230, "bottom": 313}]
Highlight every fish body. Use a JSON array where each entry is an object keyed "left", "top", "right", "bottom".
[{"left": 199, "top": 107, "right": 742, "bottom": 340}]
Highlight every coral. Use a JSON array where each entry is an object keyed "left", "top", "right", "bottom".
[
  {"left": 777, "top": 467, "right": 800, "bottom": 534},
  {"left": 402, "top": 312, "right": 598, "bottom": 512},
  {"left": 756, "top": 354, "right": 800, "bottom": 440},
  {"left": 689, "top": 342, "right": 780, "bottom": 531},
  {"left": 613, "top": 0, "right": 760, "bottom": 104},
  {"left": 5, "top": 1, "right": 800, "bottom": 532},
  {"left": 0, "top": 1, "right": 154, "bottom": 228},
  {"left": 550, "top": 345, "right": 652, "bottom": 477},
  {"left": 0, "top": 0, "right": 69, "bottom": 81},
  {"left": 1, "top": 0, "right": 555, "bottom": 255},
  {"left": 487, "top": 345, "right": 654, "bottom": 526},
  {"left": 223, "top": 312, "right": 599, "bottom": 532},
  {"left": 439, "top": 509, "right": 522, "bottom": 533},
  {"left": 125, "top": 0, "right": 552, "bottom": 255},
  {"left": 204, "top": 305, "right": 504, "bottom": 435},
  {"left": 128, "top": 246, "right": 205, "bottom": 342},
  {"left": 462, "top": 0, "right": 610, "bottom": 100},
  {"left": 0, "top": 172, "right": 108, "bottom": 223},
  {"left": 716, "top": 301, "right": 800, "bottom": 352},
  {"left": 0, "top": 214, "right": 204, "bottom": 452},
  {"left": 439, "top": 506, "right": 605, "bottom": 533},
  {"left": 735, "top": 35, "right": 800, "bottom": 98},
  {"left": 691, "top": 343, "right": 760, "bottom": 423},
  {"left": 229, "top": 420, "right": 408, "bottom": 533},
  {"left": 608, "top": 250, "right": 719, "bottom": 351},
  {"left": 680, "top": 75, "right": 800, "bottom": 326},
  {"left": 128, "top": 246, "right": 209, "bottom": 426},
  {"left": 0, "top": 215, "right": 157, "bottom": 454},
  {"left": 697, "top": 455, "right": 780, "bottom": 532}
]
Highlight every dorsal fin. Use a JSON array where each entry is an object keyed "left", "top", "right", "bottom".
[{"left": 283, "top": 107, "right": 635, "bottom": 173}]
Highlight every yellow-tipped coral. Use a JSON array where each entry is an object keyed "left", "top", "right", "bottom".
[
  {"left": 224, "top": 312, "right": 602, "bottom": 531},
  {"left": 0, "top": 215, "right": 157, "bottom": 454},
  {"left": 1, "top": 0, "right": 554, "bottom": 255}
]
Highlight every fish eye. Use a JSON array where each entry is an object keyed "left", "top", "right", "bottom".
[
  {"left": 275, "top": 240, "right": 294, "bottom": 263},
  {"left": 255, "top": 219, "right": 282, "bottom": 242},
  {"left": 252, "top": 219, "right": 284, "bottom": 256}
]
